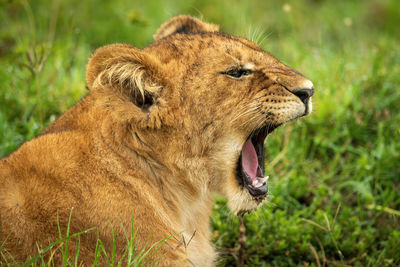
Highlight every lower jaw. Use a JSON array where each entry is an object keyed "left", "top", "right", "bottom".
[{"left": 244, "top": 184, "right": 268, "bottom": 202}]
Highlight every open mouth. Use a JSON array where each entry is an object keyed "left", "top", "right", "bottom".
[{"left": 236, "top": 125, "right": 278, "bottom": 200}]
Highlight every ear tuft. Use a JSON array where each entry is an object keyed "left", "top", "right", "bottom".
[
  {"left": 86, "top": 43, "right": 133, "bottom": 90},
  {"left": 153, "top": 15, "right": 219, "bottom": 41},
  {"left": 86, "top": 44, "right": 162, "bottom": 111}
]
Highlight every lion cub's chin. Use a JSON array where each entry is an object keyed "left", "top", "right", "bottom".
[{"left": 226, "top": 187, "right": 266, "bottom": 215}]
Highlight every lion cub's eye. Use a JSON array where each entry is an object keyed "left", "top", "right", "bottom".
[{"left": 222, "top": 69, "right": 253, "bottom": 79}]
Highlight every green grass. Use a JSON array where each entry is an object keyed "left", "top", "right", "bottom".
[
  {"left": 1, "top": 0, "right": 399, "bottom": 266},
  {"left": 1, "top": 212, "right": 172, "bottom": 266}
]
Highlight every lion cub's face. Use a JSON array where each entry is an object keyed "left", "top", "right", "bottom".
[{"left": 86, "top": 16, "right": 314, "bottom": 214}]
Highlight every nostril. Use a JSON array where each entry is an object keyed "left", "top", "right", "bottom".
[{"left": 293, "top": 88, "right": 314, "bottom": 104}]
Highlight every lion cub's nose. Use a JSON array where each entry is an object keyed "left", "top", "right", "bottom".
[{"left": 292, "top": 80, "right": 314, "bottom": 105}]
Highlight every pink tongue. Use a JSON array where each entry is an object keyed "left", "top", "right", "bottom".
[{"left": 241, "top": 140, "right": 258, "bottom": 179}]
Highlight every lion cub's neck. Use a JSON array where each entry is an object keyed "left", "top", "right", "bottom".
[{"left": 90, "top": 102, "right": 215, "bottom": 228}]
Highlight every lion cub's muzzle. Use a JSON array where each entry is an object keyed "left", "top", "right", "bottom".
[{"left": 236, "top": 80, "right": 314, "bottom": 201}]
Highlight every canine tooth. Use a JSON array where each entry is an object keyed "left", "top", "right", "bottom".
[{"left": 252, "top": 180, "right": 258, "bottom": 187}]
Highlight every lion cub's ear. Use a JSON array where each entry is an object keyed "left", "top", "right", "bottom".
[
  {"left": 86, "top": 44, "right": 163, "bottom": 111},
  {"left": 153, "top": 15, "right": 219, "bottom": 41}
]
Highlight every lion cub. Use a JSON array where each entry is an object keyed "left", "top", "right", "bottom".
[{"left": 0, "top": 15, "right": 313, "bottom": 266}]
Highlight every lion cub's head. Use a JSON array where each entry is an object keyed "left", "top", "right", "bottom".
[{"left": 85, "top": 15, "right": 314, "bottom": 214}]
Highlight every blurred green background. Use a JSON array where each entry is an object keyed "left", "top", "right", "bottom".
[{"left": 1, "top": 0, "right": 399, "bottom": 266}]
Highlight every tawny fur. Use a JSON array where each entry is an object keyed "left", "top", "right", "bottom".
[{"left": 0, "top": 15, "right": 313, "bottom": 266}]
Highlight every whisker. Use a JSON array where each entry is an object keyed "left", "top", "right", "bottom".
[
  {"left": 258, "top": 31, "right": 272, "bottom": 47},
  {"left": 239, "top": 111, "right": 264, "bottom": 129},
  {"left": 237, "top": 107, "right": 261, "bottom": 126},
  {"left": 231, "top": 105, "right": 259, "bottom": 123}
]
